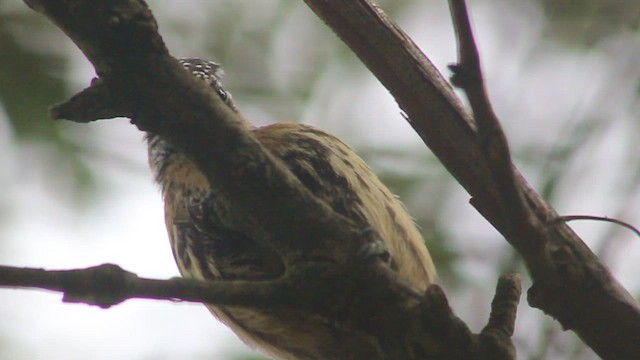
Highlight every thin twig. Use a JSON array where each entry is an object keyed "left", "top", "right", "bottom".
[
  {"left": 557, "top": 215, "right": 640, "bottom": 239},
  {"left": 447, "top": 0, "right": 529, "bottom": 235}
]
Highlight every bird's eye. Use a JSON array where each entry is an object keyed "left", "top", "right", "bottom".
[{"left": 216, "top": 87, "right": 228, "bottom": 101}]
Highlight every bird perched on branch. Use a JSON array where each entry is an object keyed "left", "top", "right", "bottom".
[{"left": 147, "top": 58, "right": 436, "bottom": 360}]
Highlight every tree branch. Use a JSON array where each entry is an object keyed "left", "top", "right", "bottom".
[
  {"left": 0, "top": 264, "right": 294, "bottom": 309},
  {"left": 448, "top": 0, "right": 526, "bottom": 231},
  {"left": 302, "top": 0, "right": 640, "bottom": 358},
  {"left": 0, "top": 262, "right": 520, "bottom": 359}
]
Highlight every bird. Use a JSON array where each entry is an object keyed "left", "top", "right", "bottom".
[{"left": 146, "top": 58, "right": 436, "bottom": 360}]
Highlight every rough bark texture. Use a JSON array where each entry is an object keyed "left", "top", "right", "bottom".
[{"left": 1, "top": 0, "right": 637, "bottom": 359}]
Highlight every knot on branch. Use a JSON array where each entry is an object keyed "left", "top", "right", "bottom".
[{"left": 62, "top": 264, "right": 137, "bottom": 308}]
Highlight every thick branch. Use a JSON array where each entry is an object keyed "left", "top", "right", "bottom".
[{"left": 302, "top": 0, "right": 640, "bottom": 358}]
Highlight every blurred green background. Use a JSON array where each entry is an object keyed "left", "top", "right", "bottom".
[{"left": 1, "top": 0, "right": 639, "bottom": 359}]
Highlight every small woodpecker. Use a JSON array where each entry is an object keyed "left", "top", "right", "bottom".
[{"left": 147, "top": 58, "right": 436, "bottom": 360}]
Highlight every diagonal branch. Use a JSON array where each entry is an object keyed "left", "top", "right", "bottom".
[
  {"left": 448, "top": 0, "right": 528, "bottom": 232},
  {"left": 302, "top": 0, "right": 640, "bottom": 358},
  {"left": 445, "top": 1, "right": 640, "bottom": 357}
]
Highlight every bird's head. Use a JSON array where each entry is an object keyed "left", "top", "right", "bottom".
[{"left": 178, "top": 58, "right": 237, "bottom": 112}]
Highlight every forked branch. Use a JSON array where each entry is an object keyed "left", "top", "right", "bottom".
[{"left": 302, "top": 0, "right": 640, "bottom": 358}]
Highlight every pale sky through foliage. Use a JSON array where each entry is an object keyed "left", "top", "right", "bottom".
[{"left": 1, "top": 1, "right": 639, "bottom": 359}]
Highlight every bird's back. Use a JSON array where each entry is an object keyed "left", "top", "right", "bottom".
[{"left": 148, "top": 121, "right": 434, "bottom": 359}]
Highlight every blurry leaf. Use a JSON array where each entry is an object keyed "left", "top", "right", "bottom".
[
  {"left": 0, "top": 13, "right": 67, "bottom": 140},
  {"left": 537, "top": 116, "right": 604, "bottom": 200},
  {"left": 536, "top": 0, "right": 640, "bottom": 46},
  {"left": 420, "top": 224, "right": 460, "bottom": 283},
  {"left": 0, "top": 11, "right": 97, "bottom": 201}
]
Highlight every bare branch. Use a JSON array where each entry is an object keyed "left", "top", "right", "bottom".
[
  {"left": 302, "top": 0, "right": 640, "bottom": 358},
  {"left": 0, "top": 264, "right": 294, "bottom": 309},
  {"left": 448, "top": 0, "right": 528, "bottom": 231},
  {"left": 1, "top": 261, "right": 517, "bottom": 359}
]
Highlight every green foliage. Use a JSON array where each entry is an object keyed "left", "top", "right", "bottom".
[
  {"left": 0, "top": 10, "right": 96, "bottom": 200},
  {"left": 0, "top": 12, "right": 67, "bottom": 140}
]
